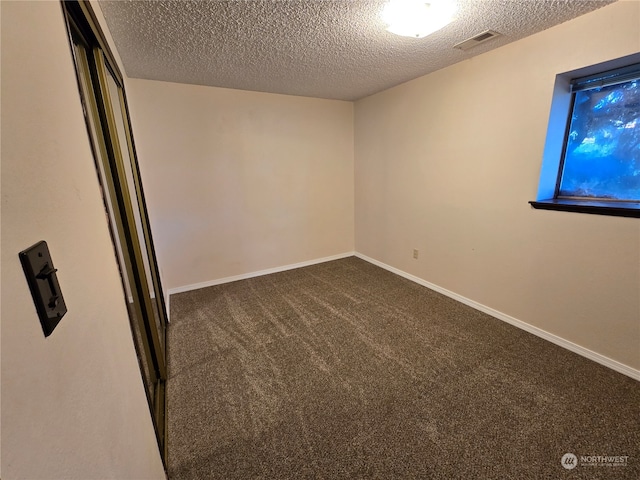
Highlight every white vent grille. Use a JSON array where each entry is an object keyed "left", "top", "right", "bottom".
[{"left": 454, "top": 30, "right": 502, "bottom": 51}]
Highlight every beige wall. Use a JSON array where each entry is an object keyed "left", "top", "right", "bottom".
[
  {"left": 355, "top": 1, "right": 640, "bottom": 370},
  {"left": 1, "top": 2, "right": 165, "bottom": 478},
  {"left": 126, "top": 79, "right": 354, "bottom": 291}
]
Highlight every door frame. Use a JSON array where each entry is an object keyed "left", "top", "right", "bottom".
[{"left": 62, "top": 0, "right": 168, "bottom": 464}]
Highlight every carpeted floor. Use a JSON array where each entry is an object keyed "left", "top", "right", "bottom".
[{"left": 167, "top": 257, "right": 639, "bottom": 479}]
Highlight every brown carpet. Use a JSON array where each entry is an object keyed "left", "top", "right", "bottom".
[{"left": 167, "top": 257, "right": 639, "bottom": 479}]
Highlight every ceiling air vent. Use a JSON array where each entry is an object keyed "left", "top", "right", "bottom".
[{"left": 454, "top": 30, "right": 502, "bottom": 51}]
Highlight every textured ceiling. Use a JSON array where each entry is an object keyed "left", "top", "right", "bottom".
[{"left": 98, "top": 0, "right": 617, "bottom": 101}]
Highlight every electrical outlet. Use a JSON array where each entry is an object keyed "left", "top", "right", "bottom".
[{"left": 413, "top": 249, "right": 419, "bottom": 259}]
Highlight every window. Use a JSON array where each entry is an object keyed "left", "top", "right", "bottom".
[{"left": 530, "top": 56, "right": 640, "bottom": 218}]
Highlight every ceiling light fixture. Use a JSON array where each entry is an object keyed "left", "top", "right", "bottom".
[{"left": 382, "top": 0, "right": 457, "bottom": 39}]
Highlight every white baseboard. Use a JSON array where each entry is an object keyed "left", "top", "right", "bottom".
[
  {"left": 354, "top": 252, "right": 640, "bottom": 381},
  {"left": 168, "top": 251, "right": 356, "bottom": 296}
]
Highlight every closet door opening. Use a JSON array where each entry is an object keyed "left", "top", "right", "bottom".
[{"left": 64, "top": 1, "right": 168, "bottom": 463}]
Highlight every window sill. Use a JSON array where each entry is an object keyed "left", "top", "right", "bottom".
[{"left": 529, "top": 199, "right": 640, "bottom": 218}]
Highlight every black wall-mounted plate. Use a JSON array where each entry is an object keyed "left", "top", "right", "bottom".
[{"left": 19, "top": 241, "right": 67, "bottom": 337}]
